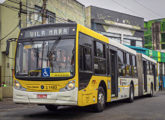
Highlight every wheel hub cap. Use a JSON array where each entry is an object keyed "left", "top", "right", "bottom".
[{"left": 99, "top": 93, "right": 104, "bottom": 107}]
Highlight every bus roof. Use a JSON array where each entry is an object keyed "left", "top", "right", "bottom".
[
  {"left": 77, "top": 24, "right": 109, "bottom": 43},
  {"left": 142, "top": 54, "right": 157, "bottom": 63},
  {"left": 108, "top": 38, "right": 137, "bottom": 55},
  {"left": 108, "top": 38, "right": 157, "bottom": 63}
]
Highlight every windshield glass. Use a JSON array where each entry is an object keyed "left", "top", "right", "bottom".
[{"left": 15, "top": 39, "right": 75, "bottom": 78}]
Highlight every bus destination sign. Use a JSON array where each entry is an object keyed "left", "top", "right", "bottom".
[{"left": 22, "top": 27, "right": 75, "bottom": 38}]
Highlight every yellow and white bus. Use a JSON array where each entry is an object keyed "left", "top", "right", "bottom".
[{"left": 13, "top": 23, "right": 159, "bottom": 112}]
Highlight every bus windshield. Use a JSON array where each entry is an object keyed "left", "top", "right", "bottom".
[{"left": 15, "top": 39, "right": 75, "bottom": 78}]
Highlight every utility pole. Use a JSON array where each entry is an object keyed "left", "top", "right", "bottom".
[
  {"left": 152, "top": 22, "right": 162, "bottom": 90},
  {"left": 42, "top": 0, "right": 47, "bottom": 24},
  {"left": 18, "top": 0, "right": 22, "bottom": 28},
  {"left": 152, "top": 22, "right": 161, "bottom": 50}
]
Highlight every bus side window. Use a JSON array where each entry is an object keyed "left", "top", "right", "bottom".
[
  {"left": 84, "top": 47, "right": 92, "bottom": 71},
  {"left": 94, "top": 41, "right": 106, "bottom": 75},
  {"left": 79, "top": 33, "right": 92, "bottom": 72},
  {"left": 147, "top": 61, "right": 150, "bottom": 75},
  {"left": 162, "top": 63, "right": 165, "bottom": 76},
  {"left": 125, "top": 53, "right": 131, "bottom": 76},
  {"left": 79, "top": 46, "right": 83, "bottom": 70},
  {"left": 135, "top": 56, "right": 138, "bottom": 77},
  {"left": 117, "top": 50, "right": 125, "bottom": 77},
  {"left": 107, "top": 47, "right": 110, "bottom": 75},
  {"left": 150, "top": 62, "right": 152, "bottom": 75},
  {"left": 129, "top": 54, "right": 132, "bottom": 77},
  {"left": 132, "top": 55, "right": 136, "bottom": 77}
]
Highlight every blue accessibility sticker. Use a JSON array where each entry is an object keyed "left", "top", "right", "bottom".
[{"left": 42, "top": 68, "right": 50, "bottom": 77}]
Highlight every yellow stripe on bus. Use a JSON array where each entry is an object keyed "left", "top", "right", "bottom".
[{"left": 50, "top": 72, "right": 71, "bottom": 77}]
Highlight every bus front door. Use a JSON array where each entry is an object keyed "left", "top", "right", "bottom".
[{"left": 110, "top": 50, "right": 118, "bottom": 97}]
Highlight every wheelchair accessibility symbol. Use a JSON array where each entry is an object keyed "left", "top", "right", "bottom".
[{"left": 42, "top": 68, "right": 50, "bottom": 77}]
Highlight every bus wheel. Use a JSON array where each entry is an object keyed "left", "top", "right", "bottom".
[
  {"left": 128, "top": 84, "right": 134, "bottom": 103},
  {"left": 150, "top": 84, "right": 154, "bottom": 97},
  {"left": 45, "top": 105, "right": 58, "bottom": 111},
  {"left": 94, "top": 86, "right": 105, "bottom": 112}
]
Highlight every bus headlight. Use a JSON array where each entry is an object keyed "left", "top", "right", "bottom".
[
  {"left": 60, "top": 80, "right": 75, "bottom": 92},
  {"left": 14, "top": 80, "right": 26, "bottom": 91}
]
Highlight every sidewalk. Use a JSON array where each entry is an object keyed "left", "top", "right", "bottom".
[
  {"left": 0, "top": 98, "right": 35, "bottom": 112},
  {"left": 156, "top": 89, "right": 165, "bottom": 96},
  {"left": 0, "top": 98, "right": 19, "bottom": 111}
]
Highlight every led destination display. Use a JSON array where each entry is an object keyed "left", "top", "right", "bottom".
[{"left": 20, "top": 27, "right": 76, "bottom": 39}]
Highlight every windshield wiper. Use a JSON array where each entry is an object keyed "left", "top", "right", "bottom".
[{"left": 47, "top": 36, "right": 61, "bottom": 59}]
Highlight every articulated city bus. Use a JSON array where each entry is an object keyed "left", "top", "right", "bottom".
[{"left": 13, "top": 23, "right": 159, "bottom": 112}]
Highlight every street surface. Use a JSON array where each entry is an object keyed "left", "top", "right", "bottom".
[{"left": 0, "top": 91, "right": 165, "bottom": 120}]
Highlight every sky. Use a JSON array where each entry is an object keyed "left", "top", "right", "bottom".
[
  {"left": 77, "top": 0, "right": 165, "bottom": 21},
  {"left": 0, "top": 0, "right": 5, "bottom": 4}
]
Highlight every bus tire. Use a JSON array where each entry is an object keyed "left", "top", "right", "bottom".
[
  {"left": 45, "top": 105, "right": 58, "bottom": 111},
  {"left": 94, "top": 86, "right": 105, "bottom": 112},
  {"left": 150, "top": 84, "right": 154, "bottom": 97},
  {"left": 128, "top": 84, "right": 134, "bottom": 103}
]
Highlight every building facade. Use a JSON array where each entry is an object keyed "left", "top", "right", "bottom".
[
  {"left": 26, "top": 0, "right": 85, "bottom": 27},
  {"left": 144, "top": 19, "right": 165, "bottom": 89},
  {"left": 86, "top": 6, "right": 145, "bottom": 47},
  {"left": 144, "top": 19, "right": 165, "bottom": 51},
  {"left": 0, "top": 0, "right": 85, "bottom": 99}
]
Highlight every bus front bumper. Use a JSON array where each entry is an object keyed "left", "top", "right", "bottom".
[{"left": 13, "top": 88, "right": 78, "bottom": 106}]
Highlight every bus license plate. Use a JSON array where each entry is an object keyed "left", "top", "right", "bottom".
[{"left": 37, "top": 94, "right": 47, "bottom": 99}]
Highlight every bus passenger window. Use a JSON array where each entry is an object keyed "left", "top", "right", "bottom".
[
  {"left": 147, "top": 62, "right": 150, "bottom": 75},
  {"left": 84, "top": 47, "right": 92, "bottom": 70},
  {"left": 94, "top": 42, "right": 105, "bottom": 58},
  {"left": 79, "top": 46, "right": 83, "bottom": 70},
  {"left": 129, "top": 54, "right": 132, "bottom": 77},
  {"left": 126, "top": 53, "right": 130, "bottom": 65},
  {"left": 118, "top": 50, "right": 125, "bottom": 77},
  {"left": 79, "top": 46, "right": 92, "bottom": 71},
  {"left": 150, "top": 62, "right": 153, "bottom": 75},
  {"left": 79, "top": 33, "right": 93, "bottom": 72},
  {"left": 132, "top": 55, "right": 137, "bottom": 77},
  {"left": 94, "top": 41, "right": 106, "bottom": 74},
  {"left": 107, "top": 48, "right": 110, "bottom": 75},
  {"left": 126, "top": 53, "right": 131, "bottom": 76}
]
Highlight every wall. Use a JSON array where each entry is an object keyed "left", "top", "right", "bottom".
[
  {"left": 144, "top": 19, "right": 165, "bottom": 49},
  {"left": 26, "top": 0, "right": 85, "bottom": 27},
  {"left": 87, "top": 6, "right": 144, "bottom": 47},
  {"left": 0, "top": 1, "right": 20, "bottom": 89},
  {"left": 85, "top": 6, "right": 91, "bottom": 28},
  {"left": 0, "top": 0, "right": 26, "bottom": 98}
]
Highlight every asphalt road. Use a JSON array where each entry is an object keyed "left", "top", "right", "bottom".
[{"left": 1, "top": 91, "right": 165, "bottom": 120}]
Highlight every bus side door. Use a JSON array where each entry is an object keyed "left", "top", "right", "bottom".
[
  {"left": 143, "top": 60, "right": 147, "bottom": 92},
  {"left": 110, "top": 48, "right": 118, "bottom": 97}
]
